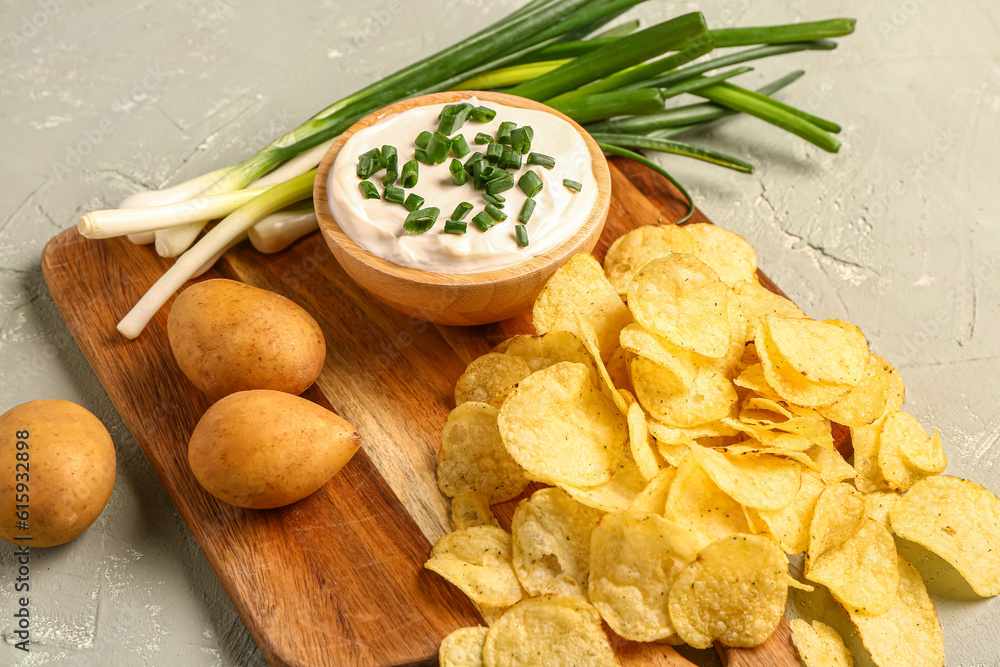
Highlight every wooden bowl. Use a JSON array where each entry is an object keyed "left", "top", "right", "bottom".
[{"left": 313, "top": 91, "right": 611, "bottom": 326}]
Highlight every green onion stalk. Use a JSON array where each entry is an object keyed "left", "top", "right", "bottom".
[{"left": 88, "top": 0, "right": 856, "bottom": 337}]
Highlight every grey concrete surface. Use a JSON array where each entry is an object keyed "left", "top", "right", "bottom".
[{"left": 1, "top": 0, "right": 998, "bottom": 665}]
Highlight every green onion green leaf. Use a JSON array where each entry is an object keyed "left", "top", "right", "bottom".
[{"left": 518, "top": 170, "right": 544, "bottom": 198}]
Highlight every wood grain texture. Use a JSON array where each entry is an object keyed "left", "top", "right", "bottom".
[
  {"left": 41, "top": 158, "right": 808, "bottom": 667},
  {"left": 314, "top": 90, "right": 612, "bottom": 325}
]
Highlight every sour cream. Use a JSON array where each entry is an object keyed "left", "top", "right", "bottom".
[{"left": 328, "top": 97, "right": 598, "bottom": 274}]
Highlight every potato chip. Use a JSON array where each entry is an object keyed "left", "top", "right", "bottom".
[
  {"left": 425, "top": 525, "right": 523, "bottom": 608},
  {"left": 619, "top": 323, "right": 697, "bottom": 387},
  {"left": 452, "top": 490, "right": 500, "bottom": 530},
  {"left": 756, "top": 321, "right": 853, "bottom": 407},
  {"left": 683, "top": 222, "right": 758, "bottom": 288},
  {"left": 578, "top": 316, "right": 629, "bottom": 415},
  {"left": 438, "top": 402, "right": 530, "bottom": 503},
  {"left": 668, "top": 535, "right": 789, "bottom": 649},
  {"left": 511, "top": 488, "right": 603, "bottom": 600},
  {"left": 807, "top": 445, "right": 855, "bottom": 484},
  {"left": 818, "top": 354, "right": 893, "bottom": 427},
  {"left": 863, "top": 491, "right": 901, "bottom": 530},
  {"left": 655, "top": 439, "right": 691, "bottom": 468},
  {"left": 789, "top": 619, "right": 854, "bottom": 667},
  {"left": 807, "top": 483, "right": 867, "bottom": 561},
  {"left": 850, "top": 420, "right": 891, "bottom": 493},
  {"left": 559, "top": 456, "right": 647, "bottom": 513},
  {"left": 733, "top": 278, "right": 805, "bottom": 330},
  {"left": 884, "top": 411, "right": 947, "bottom": 475},
  {"left": 688, "top": 444, "right": 802, "bottom": 510},
  {"left": 666, "top": 454, "right": 751, "bottom": 549},
  {"left": 890, "top": 475, "right": 1000, "bottom": 597},
  {"left": 627, "top": 403, "right": 662, "bottom": 481},
  {"left": 455, "top": 353, "right": 532, "bottom": 408},
  {"left": 629, "top": 466, "right": 677, "bottom": 514},
  {"left": 482, "top": 595, "right": 618, "bottom": 667},
  {"left": 806, "top": 517, "right": 898, "bottom": 614},
  {"left": 603, "top": 223, "right": 700, "bottom": 295},
  {"left": 499, "top": 362, "right": 627, "bottom": 487},
  {"left": 589, "top": 510, "right": 700, "bottom": 642},
  {"left": 440, "top": 626, "right": 489, "bottom": 667},
  {"left": 766, "top": 316, "right": 868, "bottom": 387},
  {"left": 632, "top": 356, "right": 737, "bottom": 428},
  {"left": 715, "top": 295, "right": 749, "bottom": 376},
  {"left": 648, "top": 419, "right": 740, "bottom": 444},
  {"left": 726, "top": 443, "right": 818, "bottom": 472},
  {"left": 885, "top": 360, "right": 905, "bottom": 414},
  {"left": 605, "top": 346, "right": 632, "bottom": 392},
  {"left": 734, "top": 363, "right": 776, "bottom": 398},
  {"left": 627, "top": 254, "right": 734, "bottom": 359},
  {"left": 721, "top": 418, "right": 814, "bottom": 453},
  {"left": 845, "top": 556, "right": 944, "bottom": 667},
  {"left": 533, "top": 254, "right": 632, "bottom": 362},
  {"left": 502, "top": 331, "right": 594, "bottom": 373},
  {"left": 755, "top": 470, "right": 825, "bottom": 554}
]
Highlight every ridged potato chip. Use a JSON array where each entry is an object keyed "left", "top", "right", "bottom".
[
  {"left": 845, "top": 556, "right": 944, "bottom": 667},
  {"left": 766, "top": 316, "right": 868, "bottom": 387},
  {"left": 666, "top": 454, "right": 751, "bottom": 549},
  {"left": 440, "top": 626, "right": 489, "bottom": 667},
  {"left": 438, "top": 402, "right": 530, "bottom": 504},
  {"left": 632, "top": 355, "right": 737, "bottom": 428},
  {"left": 499, "top": 362, "right": 626, "bottom": 487},
  {"left": 603, "top": 224, "right": 700, "bottom": 295},
  {"left": 890, "top": 475, "right": 1000, "bottom": 597},
  {"left": 533, "top": 254, "right": 632, "bottom": 362},
  {"left": 806, "top": 517, "right": 898, "bottom": 614},
  {"left": 629, "top": 466, "right": 677, "bottom": 515},
  {"left": 482, "top": 595, "right": 618, "bottom": 667},
  {"left": 627, "top": 403, "right": 662, "bottom": 481},
  {"left": 501, "top": 331, "right": 595, "bottom": 373},
  {"left": 455, "top": 353, "right": 532, "bottom": 408},
  {"left": 733, "top": 279, "right": 805, "bottom": 330},
  {"left": 589, "top": 510, "right": 700, "bottom": 642},
  {"left": 627, "top": 254, "right": 734, "bottom": 359},
  {"left": 818, "top": 354, "right": 894, "bottom": 427},
  {"left": 559, "top": 456, "right": 647, "bottom": 513},
  {"left": 668, "top": 535, "right": 789, "bottom": 649},
  {"left": 755, "top": 470, "right": 825, "bottom": 554},
  {"left": 452, "top": 490, "right": 500, "bottom": 530},
  {"left": 688, "top": 444, "right": 802, "bottom": 510},
  {"left": 683, "top": 222, "right": 758, "bottom": 288},
  {"left": 511, "top": 488, "right": 603, "bottom": 600},
  {"left": 789, "top": 619, "right": 854, "bottom": 667},
  {"left": 425, "top": 525, "right": 523, "bottom": 608}
]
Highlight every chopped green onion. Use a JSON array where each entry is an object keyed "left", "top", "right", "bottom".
[
  {"left": 357, "top": 148, "right": 384, "bottom": 179},
  {"left": 464, "top": 151, "right": 486, "bottom": 174},
  {"left": 509, "top": 126, "right": 533, "bottom": 153},
  {"left": 527, "top": 152, "right": 555, "bottom": 169},
  {"left": 563, "top": 179, "right": 582, "bottom": 192},
  {"left": 485, "top": 203, "right": 506, "bottom": 222},
  {"left": 401, "top": 159, "right": 419, "bottom": 188},
  {"left": 470, "top": 105, "right": 496, "bottom": 122},
  {"left": 518, "top": 197, "right": 536, "bottom": 223},
  {"left": 415, "top": 131, "right": 432, "bottom": 149},
  {"left": 486, "top": 171, "right": 515, "bottom": 195},
  {"left": 382, "top": 168, "right": 398, "bottom": 187},
  {"left": 444, "top": 220, "right": 468, "bottom": 234},
  {"left": 451, "top": 201, "right": 473, "bottom": 221},
  {"left": 403, "top": 193, "right": 425, "bottom": 211},
  {"left": 403, "top": 206, "right": 440, "bottom": 234},
  {"left": 483, "top": 193, "right": 505, "bottom": 207},
  {"left": 518, "top": 170, "right": 544, "bottom": 198},
  {"left": 426, "top": 132, "right": 453, "bottom": 163},
  {"left": 451, "top": 134, "right": 470, "bottom": 158},
  {"left": 381, "top": 145, "right": 398, "bottom": 171},
  {"left": 384, "top": 186, "right": 405, "bottom": 204},
  {"left": 438, "top": 102, "right": 472, "bottom": 134},
  {"left": 359, "top": 180, "right": 380, "bottom": 199},
  {"left": 474, "top": 132, "right": 493, "bottom": 145},
  {"left": 515, "top": 224, "right": 529, "bottom": 247},
  {"left": 450, "top": 158, "right": 468, "bottom": 185},
  {"left": 472, "top": 211, "right": 496, "bottom": 232},
  {"left": 485, "top": 142, "right": 503, "bottom": 163},
  {"left": 497, "top": 121, "right": 516, "bottom": 144},
  {"left": 414, "top": 148, "right": 434, "bottom": 165},
  {"left": 499, "top": 147, "right": 523, "bottom": 170}
]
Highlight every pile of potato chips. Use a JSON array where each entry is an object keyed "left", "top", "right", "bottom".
[{"left": 426, "top": 222, "right": 1000, "bottom": 667}]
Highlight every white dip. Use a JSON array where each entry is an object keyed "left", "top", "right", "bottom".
[{"left": 328, "top": 97, "right": 598, "bottom": 274}]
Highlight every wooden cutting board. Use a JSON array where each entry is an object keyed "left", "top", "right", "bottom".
[{"left": 41, "top": 158, "right": 802, "bottom": 667}]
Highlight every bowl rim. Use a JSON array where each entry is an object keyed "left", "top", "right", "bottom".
[{"left": 313, "top": 90, "right": 611, "bottom": 287}]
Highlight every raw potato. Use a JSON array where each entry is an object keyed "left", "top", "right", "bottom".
[
  {"left": 0, "top": 400, "right": 116, "bottom": 547},
  {"left": 168, "top": 279, "right": 326, "bottom": 402},
  {"left": 188, "top": 390, "right": 359, "bottom": 508}
]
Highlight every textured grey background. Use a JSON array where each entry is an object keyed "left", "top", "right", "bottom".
[{"left": 1, "top": 0, "right": 998, "bottom": 664}]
